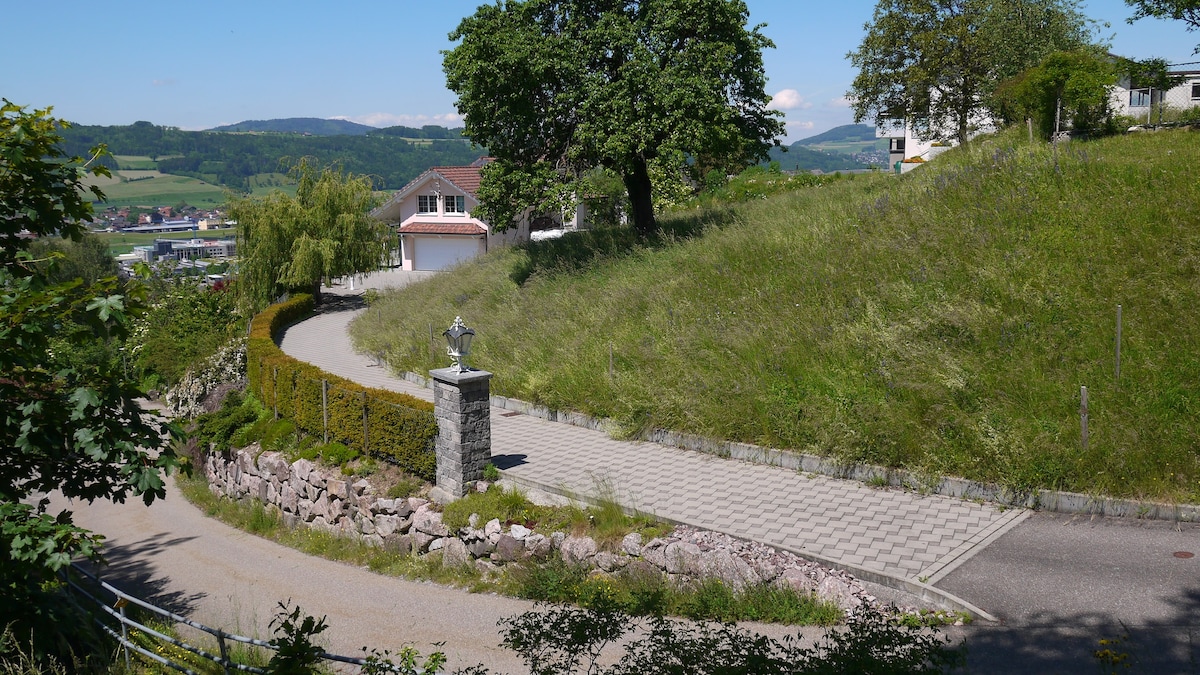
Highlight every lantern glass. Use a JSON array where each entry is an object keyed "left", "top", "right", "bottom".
[{"left": 442, "top": 316, "right": 475, "bottom": 372}]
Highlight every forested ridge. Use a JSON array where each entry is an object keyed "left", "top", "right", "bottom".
[{"left": 57, "top": 120, "right": 485, "bottom": 190}]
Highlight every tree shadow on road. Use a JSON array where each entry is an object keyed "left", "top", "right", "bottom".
[
  {"left": 79, "top": 534, "right": 207, "bottom": 617},
  {"left": 956, "top": 587, "right": 1200, "bottom": 674}
]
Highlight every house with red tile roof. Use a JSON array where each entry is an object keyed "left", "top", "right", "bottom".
[{"left": 371, "top": 159, "right": 587, "bottom": 271}]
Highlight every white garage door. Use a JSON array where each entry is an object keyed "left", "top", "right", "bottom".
[{"left": 414, "top": 237, "right": 480, "bottom": 271}]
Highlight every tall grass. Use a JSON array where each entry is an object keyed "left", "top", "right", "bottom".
[{"left": 352, "top": 128, "right": 1200, "bottom": 501}]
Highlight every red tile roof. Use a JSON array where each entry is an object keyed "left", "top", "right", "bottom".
[
  {"left": 427, "top": 166, "right": 483, "bottom": 196},
  {"left": 398, "top": 222, "right": 486, "bottom": 235}
]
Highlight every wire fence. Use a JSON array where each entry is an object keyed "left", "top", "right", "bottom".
[{"left": 62, "top": 563, "right": 408, "bottom": 675}]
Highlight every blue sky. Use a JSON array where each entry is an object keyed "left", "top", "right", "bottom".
[{"left": 2, "top": 1, "right": 1195, "bottom": 141}]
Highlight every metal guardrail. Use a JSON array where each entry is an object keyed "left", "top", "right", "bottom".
[{"left": 63, "top": 563, "right": 397, "bottom": 675}]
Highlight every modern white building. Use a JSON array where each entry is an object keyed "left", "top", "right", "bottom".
[{"left": 1110, "top": 66, "right": 1200, "bottom": 122}]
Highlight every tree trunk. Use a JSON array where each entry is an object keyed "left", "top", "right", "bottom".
[
  {"left": 623, "top": 157, "right": 657, "bottom": 236},
  {"left": 311, "top": 279, "right": 322, "bottom": 306}
]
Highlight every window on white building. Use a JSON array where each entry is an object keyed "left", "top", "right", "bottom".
[
  {"left": 418, "top": 195, "right": 437, "bottom": 213},
  {"left": 444, "top": 195, "right": 466, "bottom": 213},
  {"left": 1192, "top": 82, "right": 1200, "bottom": 101},
  {"left": 1129, "top": 89, "right": 1151, "bottom": 107}
]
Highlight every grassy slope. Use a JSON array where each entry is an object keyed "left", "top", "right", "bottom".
[{"left": 351, "top": 129, "right": 1200, "bottom": 501}]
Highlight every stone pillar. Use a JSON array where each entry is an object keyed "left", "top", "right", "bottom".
[{"left": 431, "top": 367, "right": 493, "bottom": 498}]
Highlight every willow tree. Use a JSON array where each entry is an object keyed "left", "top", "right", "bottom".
[
  {"left": 232, "top": 160, "right": 392, "bottom": 312},
  {"left": 847, "top": 0, "right": 1094, "bottom": 143},
  {"left": 443, "top": 0, "right": 784, "bottom": 235}
]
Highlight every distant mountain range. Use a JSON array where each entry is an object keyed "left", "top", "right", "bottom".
[{"left": 205, "top": 117, "right": 467, "bottom": 140}]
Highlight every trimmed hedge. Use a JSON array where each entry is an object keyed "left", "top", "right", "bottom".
[{"left": 246, "top": 294, "right": 438, "bottom": 481}]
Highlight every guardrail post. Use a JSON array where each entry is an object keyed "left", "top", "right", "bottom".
[
  {"left": 430, "top": 367, "right": 493, "bottom": 498},
  {"left": 118, "top": 600, "right": 132, "bottom": 671},
  {"left": 215, "top": 628, "right": 230, "bottom": 675}
]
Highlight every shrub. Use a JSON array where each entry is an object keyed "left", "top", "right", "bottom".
[
  {"left": 246, "top": 295, "right": 437, "bottom": 480},
  {"left": 317, "top": 441, "right": 359, "bottom": 466}
]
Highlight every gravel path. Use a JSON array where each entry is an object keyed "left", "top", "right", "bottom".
[{"left": 56, "top": 485, "right": 536, "bottom": 673}]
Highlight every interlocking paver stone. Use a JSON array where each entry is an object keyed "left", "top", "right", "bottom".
[{"left": 279, "top": 306, "right": 1026, "bottom": 583}]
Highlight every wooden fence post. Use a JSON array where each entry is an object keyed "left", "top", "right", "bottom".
[
  {"left": 321, "top": 379, "right": 329, "bottom": 444},
  {"left": 361, "top": 392, "right": 369, "bottom": 455}
]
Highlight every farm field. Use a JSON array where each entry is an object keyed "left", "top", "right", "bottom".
[{"left": 95, "top": 174, "right": 228, "bottom": 208}]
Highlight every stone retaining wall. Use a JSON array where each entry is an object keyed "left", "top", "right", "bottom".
[{"left": 204, "top": 447, "right": 874, "bottom": 613}]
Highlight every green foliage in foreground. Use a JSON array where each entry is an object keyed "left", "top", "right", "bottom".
[{"left": 352, "top": 128, "right": 1200, "bottom": 501}]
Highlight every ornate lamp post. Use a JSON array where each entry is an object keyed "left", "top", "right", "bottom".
[
  {"left": 431, "top": 316, "right": 491, "bottom": 499},
  {"left": 442, "top": 316, "right": 475, "bottom": 373}
]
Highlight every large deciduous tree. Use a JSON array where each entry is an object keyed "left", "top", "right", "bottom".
[
  {"left": 847, "top": 0, "right": 1093, "bottom": 143},
  {"left": 1, "top": 101, "right": 180, "bottom": 653},
  {"left": 232, "top": 159, "right": 392, "bottom": 312},
  {"left": 443, "top": 0, "right": 785, "bottom": 235}
]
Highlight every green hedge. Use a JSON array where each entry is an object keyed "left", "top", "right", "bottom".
[{"left": 246, "top": 294, "right": 438, "bottom": 480}]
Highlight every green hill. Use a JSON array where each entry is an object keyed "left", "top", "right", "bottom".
[
  {"left": 58, "top": 121, "right": 484, "bottom": 193},
  {"left": 765, "top": 143, "right": 870, "bottom": 172},
  {"left": 351, "top": 128, "right": 1200, "bottom": 502},
  {"left": 795, "top": 124, "right": 879, "bottom": 146},
  {"left": 208, "top": 117, "right": 376, "bottom": 135}
]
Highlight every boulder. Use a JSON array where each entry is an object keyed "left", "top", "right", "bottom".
[
  {"left": 442, "top": 537, "right": 471, "bottom": 569},
  {"left": 467, "top": 537, "right": 495, "bottom": 558},
  {"left": 326, "top": 478, "right": 347, "bottom": 500},
  {"left": 817, "top": 576, "right": 863, "bottom": 613},
  {"left": 363, "top": 534, "right": 384, "bottom": 548},
  {"left": 385, "top": 534, "right": 413, "bottom": 557},
  {"left": 413, "top": 505, "right": 450, "bottom": 537},
  {"left": 428, "top": 537, "right": 446, "bottom": 552},
  {"left": 560, "top": 536, "right": 598, "bottom": 566},
  {"left": 777, "top": 564, "right": 816, "bottom": 590},
  {"left": 484, "top": 518, "right": 502, "bottom": 538},
  {"left": 258, "top": 452, "right": 291, "bottom": 482},
  {"left": 640, "top": 538, "right": 669, "bottom": 570},
  {"left": 375, "top": 514, "right": 403, "bottom": 538},
  {"left": 509, "top": 524, "right": 531, "bottom": 541},
  {"left": 594, "top": 552, "right": 627, "bottom": 573},
  {"left": 493, "top": 535, "right": 525, "bottom": 563},
  {"left": 524, "top": 534, "right": 552, "bottom": 559},
  {"left": 698, "top": 550, "right": 756, "bottom": 592},
  {"left": 621, "top": 532, "right": 643, "bottom": 556},
  {"left": 374, "top": 498, "right": 397, "bottom": 515},
  {"left": 411, "top": 531, "right": 435, "bottom": 553},
  {"left": 664, "top": 542, "right": 702, "bottom": 575}
]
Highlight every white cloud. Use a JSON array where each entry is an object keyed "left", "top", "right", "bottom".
[
  {"left": 332, "top": 112, "right": 465, "bottom": 128},
  {"left": 786, "top": 120, "right": 816, "bottom": 130},
  {"left": 829, "top": 96, "right": 853, "bottom": 108},
  {"left": 768, "top": 89, "right": 812, "bottom": 111}
]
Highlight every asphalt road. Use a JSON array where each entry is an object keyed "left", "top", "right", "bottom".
[{"left": 939, "top": 511, "right": 1200, "bottom": 673}]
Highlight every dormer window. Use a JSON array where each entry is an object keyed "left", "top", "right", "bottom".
[
  {"left": 418, "top": 195, "right": 438, "bottom": 213},
  {"left": 444, "top": 195, "right": 466, "bottom": 213}
]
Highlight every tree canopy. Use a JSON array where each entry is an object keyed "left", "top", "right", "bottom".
[
  {"left": 847, "top": 0, "right": 1094, "bottom": 143},
  {"left": 443, "top": 0, "right": 785, "bottom": 235},
  {"left": 993, "top": 49, "right": 1118, "bottom": 137},
  {"left": 231, "top": 159, "right": 392, "bottom": 312},
  {"left": 1, "top": 102, "right": 179, "bottom": 652}
]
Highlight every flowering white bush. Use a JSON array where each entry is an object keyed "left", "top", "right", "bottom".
[{"left": 166, "top": 338, "right": 247, "bottom": 419}]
